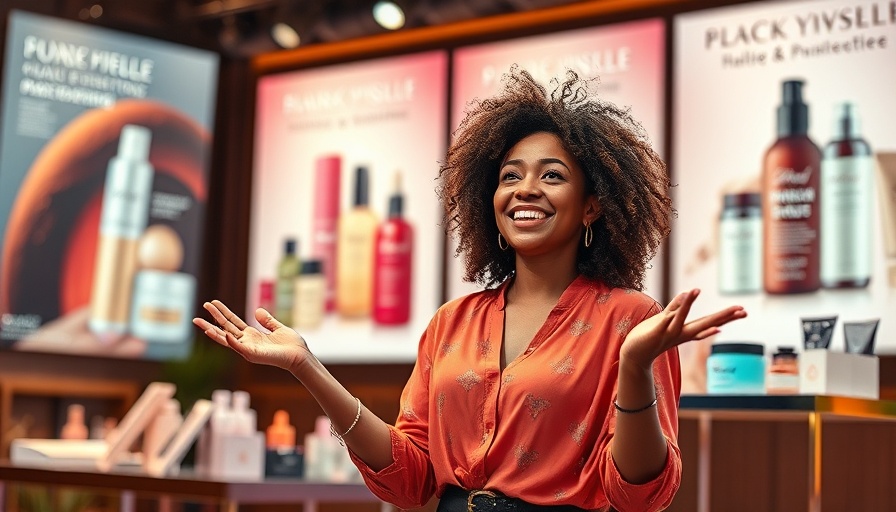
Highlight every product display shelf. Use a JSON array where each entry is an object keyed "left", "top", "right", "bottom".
[
  {"left": 678, "top": 394, "right": 896, "bottom": 512},
  {"left": 0, "top": 462, "right": 385, "bottom": 512}
]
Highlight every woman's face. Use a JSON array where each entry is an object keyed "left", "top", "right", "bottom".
[{"left": 493, "top": 131, "right": 599, "bottom": 258}]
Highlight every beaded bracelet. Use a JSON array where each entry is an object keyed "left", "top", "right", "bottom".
[
  {"left": 329, "top": 397, "right": 362, "bottom": 447},
  {"left": 614, "top": 397, "right": 658, "bottom": 414}
]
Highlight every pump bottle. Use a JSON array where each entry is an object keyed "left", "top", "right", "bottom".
[
  {"left": 762, "top": 80, "right": 821, "bottom": 294},
  {"left": 820, "top": 103, "right": 873, "bottom": 288}
]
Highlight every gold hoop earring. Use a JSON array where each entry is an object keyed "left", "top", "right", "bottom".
[
  {"left": 498, "top": 233, "right": 509, "bottom": 251},
  {"left": 584, "top": 223, "right": 593, "bottom": 248}
]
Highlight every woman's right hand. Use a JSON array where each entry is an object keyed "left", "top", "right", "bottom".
[{"left": 193, "top": 300, "right": 313, "bottom": 372}]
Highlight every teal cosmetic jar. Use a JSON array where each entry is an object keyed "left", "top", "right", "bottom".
[{"left": 706, "top": 343, "right": 766, "bottom": 394}]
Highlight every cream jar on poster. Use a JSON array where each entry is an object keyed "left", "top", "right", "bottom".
[
  {"left": 129, "top": 224, "right": 196, "bottom": 344},
  {"left": 706, "top": 343, "right": 766, "bottom": 394}
]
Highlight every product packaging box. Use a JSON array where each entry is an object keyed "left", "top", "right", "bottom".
[{"left": 799, "top": 349, "right": 879, "bottom": 400}]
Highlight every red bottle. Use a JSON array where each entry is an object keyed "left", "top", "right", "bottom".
[{"left": 373, "top": 173, "right": 413, "bottom": 325}]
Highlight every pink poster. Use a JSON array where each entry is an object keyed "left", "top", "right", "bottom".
[
  {"left": 250, "top": 51, "right": 447, "bottom": 363},
  {"left": 673, "top": 0, "right": 896, "bottom": 389},
  {"left": 447, "top": 19, "right": 667, "bottom": 301}
]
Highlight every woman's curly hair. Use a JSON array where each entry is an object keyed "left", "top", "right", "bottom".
[{"left": 438, "top": 67, "right": 672, "bottom": 291}]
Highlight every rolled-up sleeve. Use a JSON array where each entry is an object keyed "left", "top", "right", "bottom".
[
  {"left": 347, "top": 320, "right": 438, "bottom": 509},
  {"left": 598, "top": 347, "right": 683, "bottom": 512}
]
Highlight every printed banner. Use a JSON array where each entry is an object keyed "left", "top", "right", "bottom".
[
  {"left": 249, "top": 51, "right": 448, "bottom": 363},
  {"left": 0, "top": 11, "right": 219, "bottom": 360},
  {"left": 672, "top": 0, "right": 896, "bottom": 386}
]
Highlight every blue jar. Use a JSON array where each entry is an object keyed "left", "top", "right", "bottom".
[{"left": 706, "top": 343, "right": 765, "bottom": 394}]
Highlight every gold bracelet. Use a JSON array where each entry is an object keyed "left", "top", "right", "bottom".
[{"left": 329, "top": 397, "right": 362, "bottom": 447}]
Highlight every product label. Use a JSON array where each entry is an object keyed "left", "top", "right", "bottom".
[
  {"left": 718, "top": 217, "right": 763, "bottom": 293},
  {"left": 821, "top": 155, "right": 874, "bottom": 283},
  {"left": 766, "top": 164, "right": 819, "bottom": 288}
]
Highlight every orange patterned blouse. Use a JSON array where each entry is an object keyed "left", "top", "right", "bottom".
[{"left": 349, "top": 275, "right": 682, "bottom": 512}]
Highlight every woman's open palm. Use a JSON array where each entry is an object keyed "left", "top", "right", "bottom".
[
  {"left": 621, "top": 289, "right": 747, "bottom": 370},
  {"left": 193, "top": 300, "right": 313, "bottom": 371}
]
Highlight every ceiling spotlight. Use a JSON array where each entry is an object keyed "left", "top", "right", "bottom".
[
  {"left": 373, "top": 1, "right": 405, "bottom": 30},
  {"left": 271, "top": 22, "right": 300, "bottom": 48}
]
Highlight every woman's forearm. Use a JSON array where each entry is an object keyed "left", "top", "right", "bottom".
[
  {"left": 290, "top": 356, "right": 396, "bottom": 471},
  {"left": 609, "top": 358, "right": 669, "bottom": 483}
]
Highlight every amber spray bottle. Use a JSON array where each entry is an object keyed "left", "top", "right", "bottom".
[
  {"left": 762, "top": 79, "right": 821, "bottom": 294},
  {"left": 820, "top": 103, "right": 873, "bottom": 288}
]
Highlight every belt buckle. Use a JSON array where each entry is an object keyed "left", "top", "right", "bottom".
[{"left": 467, "top": 490, "right": 497, "bottom": 512}]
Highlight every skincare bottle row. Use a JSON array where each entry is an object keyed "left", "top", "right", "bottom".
[
  {"left": 268, "top": 164, "right": 414, "bottom": 327},
  {"left": 756, "top": 79, "right": 875, "bottom": 295}
]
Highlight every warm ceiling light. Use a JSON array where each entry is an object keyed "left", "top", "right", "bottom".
[
  {"left": 372, "top": 1, "right": 405, "bottom": 30},
  {"left": 271, "top": 22, "right": 300, "bottom": 48},
  {"left": 89, "top": 4, "right": 104, "bottom": 18}
]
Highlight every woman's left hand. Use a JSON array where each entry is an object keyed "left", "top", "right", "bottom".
[{"left": 620, "top": 288, "right": 746, "bottom": 371}]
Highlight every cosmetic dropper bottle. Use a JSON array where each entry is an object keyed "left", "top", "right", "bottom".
[
  {"left": 820, "top": 103, "right": 873, "bottom": 289},
  {"left": 762, "top": 79, "right": 821, "bottom": 294}
]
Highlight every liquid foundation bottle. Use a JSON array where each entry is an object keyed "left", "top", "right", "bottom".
[
  {"left": 762, "top": 80, "right": 821, "bottom": 294},
  {"left": 820, "top": 103, "right": 873, "bottom": 289},
  {"left": 89, "top": 124, "right": 154, "bottom": 342},
  {"left": 718, "top": 192, "right": 762, "bottom": 294},
  {"left": 373, "top": 172, "right": 413, "bottom": 325},
  {"left": 337, "top": 166, "right": 378, "bottom": 317},
  {"left": 275, "top": 238, "right": 300, "bottom": 325},
  {"left": 312, "top": 155, "right": 341, "bottom": 312}
]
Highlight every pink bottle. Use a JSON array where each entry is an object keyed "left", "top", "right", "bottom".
[
  {"left": 373, "top": 172, "right": 413, "bottom": 325},
  {"left": 312, "top": 156, "right": 341, "bottom": 312}
]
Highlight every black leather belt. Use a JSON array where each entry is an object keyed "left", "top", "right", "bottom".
[{"left": 438, "top": 485, "right": 587, "bottom": 512}]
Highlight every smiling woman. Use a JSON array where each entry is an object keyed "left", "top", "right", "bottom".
[
  {"left": 439, "top": 68, "right": 672, "bottom": 291},
  {"left": 194, "top": 66, "right": 746, "bottom": 512}
]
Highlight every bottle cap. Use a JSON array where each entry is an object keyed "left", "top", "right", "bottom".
[
  {"left": 354, "top": 166, "right": 370, "bottom": 206},
  {"left": 722, "top": 192, "right": 761, "bottom": 209},
  {"left": 388, "top": 171, "right": 404, "bottom": 217},
  {"left": 232, "top": 390, "right": 250, "bottom": 410},
  {"left": 777, "top": 79, "right": 809, "bottom": 136},
  {"left": 117, "top": 124, "right": 152, "bottom": 161},
  {"left": 211, "top": 389, "right": 231, "bottom": 408},
  {"left": 832, "top": 102, "right": 860, "bottom": 140},
  {"left": 284, "top": 238, "right": 298, "bottom": 255}
]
